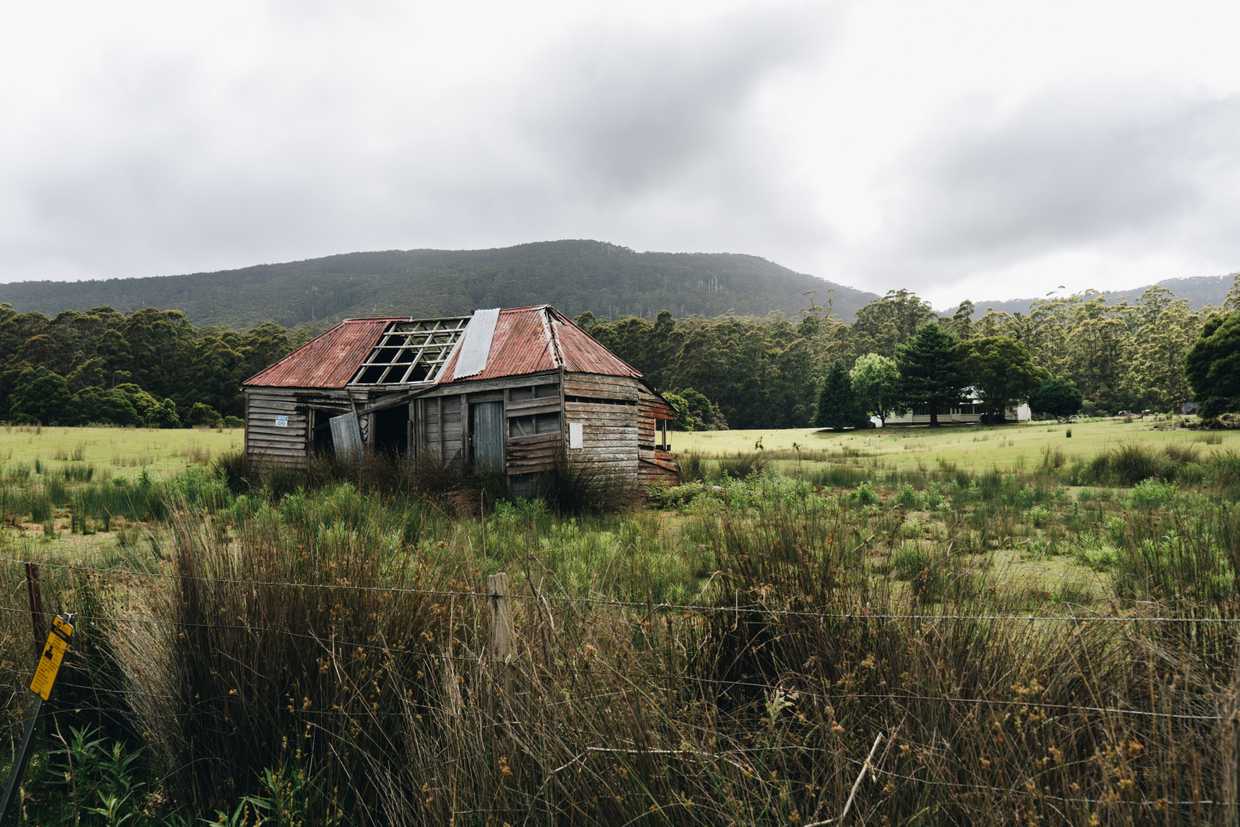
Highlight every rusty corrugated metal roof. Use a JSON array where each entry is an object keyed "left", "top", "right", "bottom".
[
  {"left": 243, "top": 318, "right": 402, "bottom": 388},
  {"left": 437, "top": 306, "right": 556, "bottom": 382},
  {"left": 245, "top": 306, "right": 645, "bottom": 390},
  {"left": 548, "top": 309, "right": 642, "bottom": 378},
  {"left": 437, "top": 306, "right": 642, "bottom": 384}
]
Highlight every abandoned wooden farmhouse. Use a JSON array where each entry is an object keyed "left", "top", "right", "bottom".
[{"left": 242, "top": 305, "right": 679, "bottom": 490}]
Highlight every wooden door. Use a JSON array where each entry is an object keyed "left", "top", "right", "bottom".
[{"left": 470, "top": 401, "right": 504, "bottom": 474}]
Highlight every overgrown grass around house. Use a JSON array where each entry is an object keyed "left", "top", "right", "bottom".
[{"left": 1, "top": 421, "right": 1239, "bottom": 822}]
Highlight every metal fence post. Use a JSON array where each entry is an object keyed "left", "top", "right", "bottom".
[{"left": 1, "top": 613, "right": 75, "bottom": 824}]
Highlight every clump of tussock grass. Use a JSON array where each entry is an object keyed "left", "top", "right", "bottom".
[
  {"left": 1109, "top": 500, "right": 1240, "bottom": 609},
  {"left": 176, "top": 444, "right": 213, "bottom": 465},
  {"left": 677, "top": 451, "right": 706, "bottom": 482},
  {"left": 107, "top": 492, "right": 464, "bottom": 817},
  {"left": 52, "top": 443, "right": 86, "bottom": 462},
  {"left": 689, "top": 490, "right": 1238, "bottom": 824},
  {"left": 714, "top": 451, "right": 769, "bottom": 480},
  {"left": 804, "top": 464, "right": 868, "bottom": 488},
  {"left": 58, "top": 463, "right": 95, "bottom": 482},
  {"left": 527, "top": 460, "right": 640, "bottom": 516},
  {"left": 1072, "top": 444, "right": 1240, "bottom": 496}
]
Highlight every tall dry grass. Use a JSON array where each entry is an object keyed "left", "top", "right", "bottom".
[
  {"left": 1, "top": 484, "right": 1229, "bottom": 823},
  {"left": 2, "top": 461, "right": 1239, "bottom": 823}
]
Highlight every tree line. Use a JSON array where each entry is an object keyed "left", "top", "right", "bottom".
[
  {"left": 582, "top": 276, "right": 1240, "bottom": 429},
  {"left": 1, "top": 274, "right": 1237, "bottom": 430},
  {"left": 0, "top": 305, "right": 301, "bottom": 427}
]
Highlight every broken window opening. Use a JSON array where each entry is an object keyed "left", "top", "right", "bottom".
[
  {"left": 508, "top": 383, "right": 560, "bottom": 403},
  {"left": 509, "top": 412, "right": 561, "bottom": 438},
  {"left": 350, "top": 317, "right": 470, "bottom": 386}
]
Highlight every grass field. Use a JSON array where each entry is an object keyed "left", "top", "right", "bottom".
[
  {"left": 0, "top": 421, "right": 1238, "bottom": 823},
  {"left": 673, "top": 415, "right": 1240, "bottom": 471},
  {"left": 4, "top": 417, "right": 1230, "bottom": 484},
  {"left": 0, "top": 424, "right": 241, "bottom": 479}
]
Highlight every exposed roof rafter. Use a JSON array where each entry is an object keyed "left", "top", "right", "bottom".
[{"left": 348, "top": 316, "right": 470, "bottom": 386}]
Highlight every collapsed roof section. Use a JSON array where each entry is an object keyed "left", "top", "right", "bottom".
[
  {"left": 242, "top": 317, "right": 403, "bottom": 389},
  {"left": 243, "top": 305, "right": 643, "bottom": 391},
  {"left": 349, "top": 316, "right": 470, "bottom": 386}
]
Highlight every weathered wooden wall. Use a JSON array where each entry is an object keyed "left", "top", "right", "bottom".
[
  {"left": 636, "top": 385, "right": 679, "bottom": 486},
  {"left": 244, "top": 388, "right": 309, "bottom": 467},
  {"left": 504, "top": 380, "right": 563, "bottom": 475},
  {"left": 244, "top": 371, "right": 675, "bottom": 488},
  {"left": 562, "top": 373, "right": 640, "bottom": 479},
  {"left": 414, "top": 372, "right": 565, "bottom": 476},
  {"left": 414, "top": 396, "right": 465, "bottom": 466}
]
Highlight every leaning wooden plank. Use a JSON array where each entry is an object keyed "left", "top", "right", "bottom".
[
  {"left": 504, "top": 399, "right": 562, "bottom": 416},
  {"left": 507, "top": 432, "right": 562, "bottom": 446},
  {"left": 330, "top": 413, "right": 363, "bottom": 461}
]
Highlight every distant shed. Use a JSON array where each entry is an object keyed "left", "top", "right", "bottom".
[{"left": 242, "top": 305, "right": 678, "bottom": 488}]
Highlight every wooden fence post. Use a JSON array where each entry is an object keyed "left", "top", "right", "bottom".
[
  {"left": 487, "top": 573, "right": 514, "bottom": 664},
  {"left": 484, "top": 573, "right": 515, "bottom": 720},
  {"left": 25, "top": 563, "right": 44, "bottom": 660},
  {"left": 441, "top": 597, "right": 463, "bottom": 717}
]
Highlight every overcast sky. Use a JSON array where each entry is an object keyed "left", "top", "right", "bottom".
[{"left": 2, "top": 1, "right": 1238, "bottom": 307}]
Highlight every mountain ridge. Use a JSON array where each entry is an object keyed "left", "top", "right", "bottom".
[
  {"left": 963, "top": 274, "right": 1238, "bottom": 317},
  {"left": 1, "top": 239, "right": 1235, "bottom": 327},
  {"left": 0, "top": 240, "right": 878, "bottom": 327}
]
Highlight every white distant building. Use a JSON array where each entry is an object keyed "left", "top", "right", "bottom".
[{"left": 884, "top": 388, "right": 1032, "bottom": 426}]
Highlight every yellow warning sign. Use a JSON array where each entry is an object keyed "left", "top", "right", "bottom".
[{"left": 29, "top": 618, "right": 73, "bottom": 702}]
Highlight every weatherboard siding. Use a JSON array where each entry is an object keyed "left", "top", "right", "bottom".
[{"left": 244, "top": 389, "right": 309, "bottom": 466}]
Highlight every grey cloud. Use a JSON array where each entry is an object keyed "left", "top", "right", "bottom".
[
  {"left": 523, "top": 5, "right": 831, "bottom": 195},
  {"left": 896, "top": 89, "right": 1240, "bottom": 269},
  {"left": 2, "top": 2, "right": 1238, "bottom": 308},
  {"left": 1, "top": 3, "right": 838, "bottom": 283}
]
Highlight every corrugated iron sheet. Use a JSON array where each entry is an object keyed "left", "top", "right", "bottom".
[
  {"left": 243, "top": 318, "right": 400, "bottom": 388},
  {"left": 549, "top": 309, "right": 642, "bottom": 378},
  {"left": 453, "top": 308, "right": 501, "bottom": 378},
  {"left": 246, "top": 306, "right": 645, "bottom": 391},
  {"left": 438, "top": 306, "right": 559, "bottom": 382},
  {"left": 437, "top": 305, "right": 642, "bottom": 384}
]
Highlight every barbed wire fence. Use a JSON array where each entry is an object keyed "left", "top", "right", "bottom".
[{"left": 1, "top": 553, "right": 1238, "bottom": 821}]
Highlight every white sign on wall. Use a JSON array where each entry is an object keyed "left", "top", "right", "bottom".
[
  {"left": 568, "top": 421, "right": 583, "bottom": 449},
  {"left": 274, "top": 415, "right": 289, "bottom": 428}
]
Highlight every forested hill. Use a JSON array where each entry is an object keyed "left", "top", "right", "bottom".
[
  {"left": 968, "top": 274, "right": 1238, "bottom": 317},
  {"left": 0, "top": 240, "right": 878, "bottom": 327}
]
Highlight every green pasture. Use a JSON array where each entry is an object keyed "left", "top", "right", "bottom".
[
  {"left": 672, "top": 416, "right": 1240, "bottom": 471},
  {"left": 0, "top": 425, "right": 242, "bottom": 480}
]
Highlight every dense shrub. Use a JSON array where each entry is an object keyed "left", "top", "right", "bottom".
[
  {"left": 1073, "top": 444, "right": 1240, "bottom": 497},
  {"left": 714, "top": 451, "right": 768, "bottom": 479}
]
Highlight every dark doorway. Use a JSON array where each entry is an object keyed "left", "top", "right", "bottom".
[
  {"left": 373, "top": 404, "right": 410, "bottom": 457},
  {"left": 312, "top": 410, "right": 336, "bottom": 455}
]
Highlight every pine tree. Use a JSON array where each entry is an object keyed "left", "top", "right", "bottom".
[
  {"left": 1187, "top": 311, "right": 1240, "bottom": 418},
  {"left": 816, "top": 362, "right": 866, "bottom": 430},
  {"left": 895, "top": 323, "right": 966, "bottom": 427}
]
